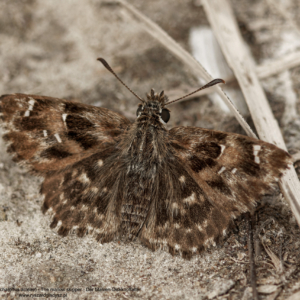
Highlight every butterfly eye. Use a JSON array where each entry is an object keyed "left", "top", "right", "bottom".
[
  {"left": 136, "top": 105, "right": 143, "bottom": 116},
  {"left": 161, "top": 108, "right": 170, "bottom": 123}
]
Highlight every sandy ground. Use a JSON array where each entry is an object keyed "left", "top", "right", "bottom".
[{"left": 1, "top": 0, "right": 300, "bottom": 299}]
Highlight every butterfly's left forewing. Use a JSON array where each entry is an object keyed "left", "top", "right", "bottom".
[{"left": 0, "top": 94, "right": 131, "bottom": 174}]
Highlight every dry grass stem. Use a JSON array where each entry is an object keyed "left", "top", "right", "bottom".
[
  {"left": 256, "top": 50, "right": 300, "bottom": 79},
  {"left": 118, "top": 0, "right": 256, "bottom": 138},
  {"left": 201, "top": 0, "right": 300, "bottom": 227}
]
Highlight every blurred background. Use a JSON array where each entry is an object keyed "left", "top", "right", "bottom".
[{"left": 1, "top": 0, "right": 298, "bottom": 132}]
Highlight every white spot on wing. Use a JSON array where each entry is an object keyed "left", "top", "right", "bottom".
[
  {"left": 62, "top": 114, "right": 67, "bottom": 122},
  {"left": 204, "top": 237, "right": 215, "bottom": 247},
  {"left": 81, "top": 205, "right": 88, "bottom": 211},
  {"left": 218, "top": 166, "right": 226, "bottom": 174},
  {"left": 91, "top": 187, "right": 99, "bottom": 194},
  {"left": 179, "top": 175, "right": 185, "bottom": 183},
  {"left": 28, "top": 99, "right": 35, "bottom": 106},
  {"left": 219, "top": 144, "right": 226, "bottom": 156},
  {"left": 197, "top": 220, "right": 208, "bottom": 232},
  {"left": 139, "top": 140, "right": 144, "bottom": 151},
  {"left": 253, "top": 145, "right": 261, "bottom": 164},
  {"left": 232, "top": 168, "right": 237, "bottom": 174},
  {"left": 174, "top": 244, "right": 181, "bottom": 250},
  {"left": 98, "top": 160, "right": 103, "bottom": 167},
  {"left": 24, "top": 99, "right": 35, "bottom": 117},
  {"left": 79, "top": 173, "right": 90, "bottom": 184},
  {"left": 87, "top": 225, "right": 94, "bottom": 232},
  {"left": 183, "top": 192, "right": 196, "bottom": 204},
  {"left": 191, "top": 247, "right": 197, "bottom": 253},
  {"left": 174, "top": 223, "right": 180, "bottom": 229},
  {"left": 71, "top": 225, "right": 79, "bottom": 231},
  {"left": 43, "top": 130, "right": 48, "bottom": 137},
  {"left": 197, "top": 224, "right": 203, "bottom": 231},
  {"left": 172, "top": 202, "right": 179, "bottom": 209},
  {"left": 54, "top": 133, "right": 62, "bottom": 143}
]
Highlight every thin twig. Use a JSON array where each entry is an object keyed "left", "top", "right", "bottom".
[{"left": 256, "top": 50, "right": 300, "bottom": 79}]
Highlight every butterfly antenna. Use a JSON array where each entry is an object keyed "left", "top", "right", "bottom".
[
  {"left": 97, "top": 58, "right": 144, "bottom": 103},
  {"left": 165, "top": 79, "right": 225, "bottom": 106}
]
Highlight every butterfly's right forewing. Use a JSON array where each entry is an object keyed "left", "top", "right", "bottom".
[{"left": 169, "top": 127, "right": 292, "bottom": 215}]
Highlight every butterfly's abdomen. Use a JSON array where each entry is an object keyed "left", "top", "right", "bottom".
[
  {"left": 120, "top": 124, "right": 167, "bottom": 237},
  {"left": 121, "top": 164, "right": 157, "bottom": 237}
]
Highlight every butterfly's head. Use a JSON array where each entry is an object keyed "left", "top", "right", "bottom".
[
  {"left": 97, "top": 58, "right": 224, "bottom": 124},
  {"left": 136, "top": 89, "right": 170, "bottom": 124}
]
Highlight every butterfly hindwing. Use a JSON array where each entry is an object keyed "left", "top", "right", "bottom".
[
  {"left": 41, "top": 147, "right": 125, "bottom": 242},
  {"left": 139, "top": 155, "right": 232, "bottom": 259},
  {"left": 0, "top": 94, "right": 130, "bottom": 174}
]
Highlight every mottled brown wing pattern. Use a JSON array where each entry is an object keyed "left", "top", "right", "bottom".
[
  {"left": 0, "top": 93, "right": 133, "bottom": 242},
  {"left": 0, "top": 94, "right": 130, "bottom": 174},
  {"left": 41, "top": 148, "right": 126, "bottom": 242},
  {"left": 139, "top": 127, "right": 292, "bottom": 259},
  {"left": 170, "top": 127, "right": 291, "bottom": 215},
  {"left": 0, "top": 91, "right": 292, "bottom": 260},
  {"left": 139, "top": 156, "right": 232, "bottom": 259}
]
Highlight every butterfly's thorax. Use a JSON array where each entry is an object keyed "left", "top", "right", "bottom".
[{"left": 119, "top": 98, "right": 170, "bottom": 236}]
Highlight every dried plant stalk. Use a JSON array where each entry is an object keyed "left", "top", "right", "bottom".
[
  {"left": 202, "top": 0, "right": 300, "bottom": 226},
  {"left": 118, "top": 0, "right": 256, "bottom": 138},
  {"left": 256, "top": 50, "right": 300, "bottom": 79}
]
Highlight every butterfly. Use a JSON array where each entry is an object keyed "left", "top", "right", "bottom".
[{"left": 0, "top": 58, "right": 292, "bottom": 259}]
